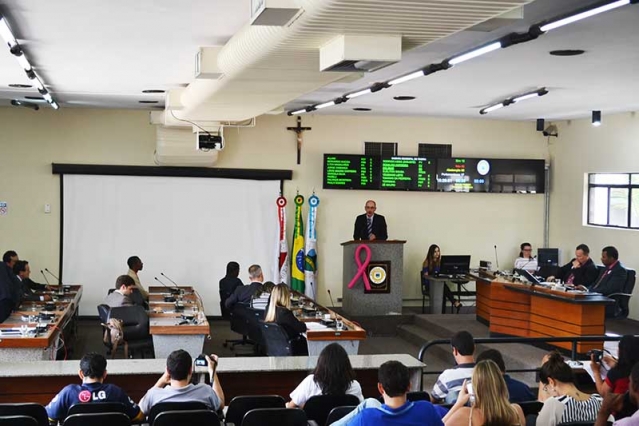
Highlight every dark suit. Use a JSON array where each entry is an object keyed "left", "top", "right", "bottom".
[
  {"left": 19, "top": 277, "right": 44, "bottom": 302},
  {"left": 0, "top": 265, "right": 17, "bottom": 322},
  {"left": 353, "top": 213, "right": 388, "bottom": 241},
  {"left": 590, "top": 261, "right": 627, "bottom": 296},
  {"left": 556, "top": 258, "right": 599, "bottom": 287},
  {"left": 1, "top": 263, "right": 22, "bottom": 310},
  {"left": 225, "top": 282, "right": 262, "bottom": 311},
  {"left": 273, "top": 306, "right": 308, "bottom": 355}
]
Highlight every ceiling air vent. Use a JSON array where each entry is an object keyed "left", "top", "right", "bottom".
[{"left": 320, "top": 35, "right": 401, "bottom": 73}]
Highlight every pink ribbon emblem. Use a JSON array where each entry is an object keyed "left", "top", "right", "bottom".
[{"left": 348, "top": 244, "right": 372, "bottom": 290}]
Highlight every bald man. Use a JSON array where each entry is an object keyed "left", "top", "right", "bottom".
[{"left": 353, "top": 200, "right": 388, "bottom": 241}]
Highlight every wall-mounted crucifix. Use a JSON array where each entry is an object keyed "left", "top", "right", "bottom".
[{"left": 287, "top": 116, "right": 312, "bottom": 165}]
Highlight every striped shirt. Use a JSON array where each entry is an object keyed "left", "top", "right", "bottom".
[
  {"left": 431, "top": 362, "right": 475, "bottom": 402},
  {"left": 536, "top": 394, "right": 603, "bottom": 426}
]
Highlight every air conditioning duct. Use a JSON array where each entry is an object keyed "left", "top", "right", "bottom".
[
  {"left": 320, "top": 35, "right": 401, "bottom": 72},
  {"left": 154, "top": 126, "right": 218, "bottom": 167}
]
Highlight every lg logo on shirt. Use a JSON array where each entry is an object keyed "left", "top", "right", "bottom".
[{"left": 78, "top": 390, "right": 107, "bottom": 403}]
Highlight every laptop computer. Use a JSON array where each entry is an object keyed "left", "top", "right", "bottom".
[{"left": 439, "top": 255, "right": 471, "bottom": 277}]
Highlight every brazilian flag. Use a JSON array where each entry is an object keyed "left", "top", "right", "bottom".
[{"left": 291, "top": 195, "right": 305, "bottom": 292}]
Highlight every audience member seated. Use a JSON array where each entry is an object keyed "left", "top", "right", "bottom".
[
  {"left": 219, "top": 261, "right": 243, "bottom": 317},
  {"left": 126, "top": 256, "right": 148, "bottom": 300},
  {"left": 422, "top": 244, "right": 461, "bottom": 312},
  {"left": 138, "top": 350, "right": 224, "bottom": 415},
  {"left": 251, "top": 281, "right": 275, "bottom": 310},
  {"left": 442, "top": 359, "right": 525, "bottom": 426},
  {"left": 584, "top": 246, "right": 628, "bottom": 297},
  {"left": 330, "top": 360, "right": 444, "bottom": 426},
  {"left": 591, "top": 335, "right": 639, "bottom": 397},
  {"left": 264, "top": 283, "right": 308, "bottom": 356},
  {"left": 537, "top": 351, "right": 603, "bottom": 425},
  {"left": 475, "top": 349, "right": 536, "bottom": 403},
  {"left": 103, "top": 275, "right": 136, "bottom": 308},
  {"left": 431, "top": 331, "right": 476, "bottom": 404},
  {"left": 45, "top": 352, "right": 144, "bottom": 424},
  {"left": 1, "top": 250, "right": 22, "bottom": 319},
  {"left": 514, "top": 242, "right": 538, "bottom": 273},
  {"left": 13, "top": 260, "right": 52, "bottom": 302},
  {"left": 547, "top": 244, "right": 599, "bottom": 287},
  {"left": 287, "top": 343, "right": 363, "bottom": 409},
  {"left": 596, "top": 361, "right": 639, "bottom": 426},
  {"left": 225, "top": 264, "right": 264, "bottom": 311}
]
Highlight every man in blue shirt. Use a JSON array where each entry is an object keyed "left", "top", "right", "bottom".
[
  {"left": 331, "top": 360, "right": 444, "bottom": 426},
  {"left": 476, "top": 349, "right": 536, "bottom": 403},
  {"left": 45, "top": 352, "right": 144, "bottom": 424}
]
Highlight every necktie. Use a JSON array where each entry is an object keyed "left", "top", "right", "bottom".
[{"left": 367, "top": 216, "right": 373, "bottom": 238}]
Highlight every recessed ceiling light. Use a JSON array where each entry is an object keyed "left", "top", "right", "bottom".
[
  {"left": 353, "top": 108, "right": 372, "bottom": 111},
  {"left": 8, "top": 83, "right": 32, "bottom": 88},
  {"left": 393, "top": 96, "right": 416, "bottom": 101},
  {"left": 142, "top": 89, "right": 165, "bottom": 93},
  {"left": 24, "top": 96, "right": 44, "bottom": 100},
  {"left": 549, "top": 49, "right": 585, "bottom": 56},
  {"left": 139, "top": 100, "right": 159, "bottom": 104}
]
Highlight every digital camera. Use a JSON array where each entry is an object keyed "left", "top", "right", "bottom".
[
  {"left": 587, "top": 349, "right": 604, "bottom": 363},
  {"left": 194, "top": 354, "right": 208, "bottom": 367}
]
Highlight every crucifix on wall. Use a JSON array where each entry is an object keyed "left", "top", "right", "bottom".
[{"left": 287, "top": 116, "right": 312, "bottom": 165}]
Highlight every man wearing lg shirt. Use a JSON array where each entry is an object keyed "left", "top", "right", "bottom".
[{"left": 353, "top": 200, "right": 388, "bottom": 241}]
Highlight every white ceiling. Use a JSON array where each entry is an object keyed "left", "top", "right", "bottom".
[{"left": 1, "top": 0, "right": 637, "bottom": 121}]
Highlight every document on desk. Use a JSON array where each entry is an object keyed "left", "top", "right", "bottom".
[{"left": 305, "top": 322, "right": 329, "bottom": 331}]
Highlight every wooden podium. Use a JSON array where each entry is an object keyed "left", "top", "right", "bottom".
[{"left": 341, "top": 240, "right": 406, "bottom": 316}]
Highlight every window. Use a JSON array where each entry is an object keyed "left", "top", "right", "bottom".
[
  {"left": 364, "top": 142, "right": 397, "bottom": 157},
  {"left": 418, "top": 143, "right": 452, "bottom": 158},
  {"left": 587, "top": 173, "right": 639, "bottom": 229}
]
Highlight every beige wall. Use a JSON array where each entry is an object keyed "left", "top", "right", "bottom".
[
  {"left": 1, "top": 107, "right": 549, "bottom": 310},
  {"left": 549, "top": 112, "right": 639, "bottom": 320}
]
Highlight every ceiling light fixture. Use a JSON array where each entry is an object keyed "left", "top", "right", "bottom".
[
  {"left": 539, "top": 0, "right": 633, "bottom": 32},
  {"left": 0, "top": 15, "right": 18, "bottom": 49},
  {"left": 353, "top": 108, "right": 372, "bottom": 111},
  {"left": 10, "top": 99, "right": 39, "bottom": 111},
  {"left": 14, "top": 51, "right": 32, "bottom": 71},
  {"left": 592, "top": 110, "right": 602, "bottom": 126},
  {"left": 346, "top": 88, "right": 372, "bottom": 99},
  {"left": 314, "top": 100, "right": 335, "bottom": 110},
  {"left": 388, "top": 70, "right": 424, "bottom": 86},
  {"left": 480, "top": 103, "right": 505, "bottom": 115},
  {"left": 480, "top": 88, "right": 548, "bottom": 115},
  {"left": 290, "top": 108, "right": 308, "bottom": 115},
  {"left": 393, "top": 96, "right": 416, "bottom": 101},
  {"left": 142, "top": 89, "right": 165, "bottom": 94},
  {"left": 447, "top": 41, "right": 502, "bottom": 66},
  {"left": 8, "top": 83, "right": 32, "bottom": 88}
]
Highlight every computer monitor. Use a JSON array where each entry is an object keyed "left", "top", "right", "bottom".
[
  {"left": 439, "top": 255, "right": 471, "bottom": 276},
  {"left": 515, "top": 268, "right": 542, "bottom": 285},
  {"left": 538, "top": 248, "right": 559, "bottom": 266}
]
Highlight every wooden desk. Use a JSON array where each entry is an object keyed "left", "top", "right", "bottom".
[
  {"left": 474, "top": 275, "right": 612, "bottom": 353},
  {"left": 0, "top": 286, "right": 82, "bottom": 361},
  {"left": 147, "top": 286, "right": 210, "bottom": 358}
]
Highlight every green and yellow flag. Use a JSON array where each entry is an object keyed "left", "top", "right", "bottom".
[{"left": 291, "top": 194, "right": 305, "bottom": 292}]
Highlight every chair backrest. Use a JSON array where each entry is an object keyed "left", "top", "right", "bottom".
[
  {"left": 225, "top": 395, "right": 285, "bottom": 426},
  {"left": 519, "top": 400, "right": 544, "bottom": 417},
  {"left": 147, "top": 401, "right": 209, "bottom": 425},
  {"left": 0, "top": 403, "right": 49, "bottom": 426},
  {"left": 407, "top": 391, "right": 430, "bottom": 402},
  {"left": 230, "top": 303, "right": 251, "bottom": 336},
  {"left": 325, "top": 406, "right": 356, "bottom": 426},
  {"left": 241, "top": 408, "right": 307, "bottom": 426},
  {"left": 245, "top": 307, "right": 266, "bottom": 346},
  {"left": 62, "top": 412, "right": 131, "bottom": 426},
  {"left": 621, "top": 269, "right": 636, "bottom": 315},
  {"left": 260, "top": 322, "right": 293, "bottom": 356},
  {"left": 420, "top": 270, "right": 429, "bottom": 295},
  {"left": 97, "top": 304, "right": 111, "bottom": 323},
  {"left": 303, "top": 394, "right": 361, "bottom": 426},
  {"left": 153, "top": 409, "right": 219, "bottom": 426},
  {"left": 68, "top": 402, "right": 127, "bottom": 416},
  {"left": 0, "top": 415, "right": 38, "bottom": 426},
  {"left": 108, "top": 305, "right": 149, "bottom": 340}
]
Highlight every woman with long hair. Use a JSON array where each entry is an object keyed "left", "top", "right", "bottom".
[
  {"left": 592, "top": 335, "right": 639, "bottom": 396},
  {"left": 444, "top": 359, "right": 525, "bottom": 425},
  {"left": 422, "top": 244, "right": 461, "bottom": 313},
  {"left": 537, "top": 351, "right": 602, "bottom": 425},
  {"left": 286, "top": 343, "right": 363, "bottom": 408},
  {"left": 265, "top": 283, "right": 308, "bottom": 355}
]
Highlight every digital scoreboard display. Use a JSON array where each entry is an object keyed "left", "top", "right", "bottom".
[
  {"left": 323, "top": 154, "right": 435, "bottom": 191},
  {"left": 436, "top": 158, "right": 490, "bottom": 192}
]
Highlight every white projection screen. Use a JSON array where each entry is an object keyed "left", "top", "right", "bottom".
[{"left": 62, "top": 174, "right": 279, "bottom": 316}]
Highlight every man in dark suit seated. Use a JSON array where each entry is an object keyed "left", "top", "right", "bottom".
[
  {"left": 582, "top": 246, "right": 627, "bottom": 297},
  {"left": 224, "top": 264, "right": 263, "bottom": 312},
  {"left": 13, "top": 260, "right": 53, "bottom": 302},
  {"left": 353, "top": 200, "right": 388, "bottom": 241},
  {"left": 219, "top": 261, "right": 243, "bottom": 317},
  {"left": 548, "top": 244, "right": 599, "bottom": 287},
  {"left": 1, "top": 250, "right": 22, "bottom": 321}
]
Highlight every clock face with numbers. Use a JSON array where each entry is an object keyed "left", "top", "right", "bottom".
[{"left": 477, "top": 159, "right": 491, "bottom": 176}]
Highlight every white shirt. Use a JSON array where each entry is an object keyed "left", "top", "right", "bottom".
[
  {"left": 514, "top": 257, "right": 538, "bottom": 272},
  {"left": 289, "top": 374, "right": 364, "bottom": 407}
]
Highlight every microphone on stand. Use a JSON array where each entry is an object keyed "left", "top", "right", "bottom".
[
  {"left": 44, "top": 268, "right": 63, "bottom": 285},
  {"left": 41, "top": 270, "right": 51, "bottom": 286},
  {"left": 493, "top": 245, "right": 500, "bottom": 273},
  {"left": 327, "top": 289, "right": 336, "bottom": 309},
  {"left": 161, "top": 272, "right": 181, "bottom": 292},
  {"left": 155, "top": 277, "right": 180, "bottom": 295}
]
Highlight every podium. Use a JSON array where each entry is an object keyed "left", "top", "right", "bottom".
[{"left": 341, "top": 240, "right": 406, "bottom": 316}]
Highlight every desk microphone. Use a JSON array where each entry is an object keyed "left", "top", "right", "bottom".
[
  {"left": 493, "top": 245, "right": 500, "bottom": 272},
  {"left": 155, "top": 277, "right": 180, "bottom": 294},
  {"left": 161, "top": 272, "right": 181, "bottom": 291},
  {"left": 45, "top": 268, "right": 63, "bottom": 285},
  {"left": 327, "top": 289, "right": 336, "bottom": 309},
  {"left": 41, "top": 270, "right": 51, "bottom": 286}
]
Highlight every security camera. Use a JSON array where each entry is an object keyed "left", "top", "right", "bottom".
[
  {"left": 542, "top": 124, "right": 558, "bottom": 137},
  {"left": 196, "top": 131, "right": 224, "bottom": 150}
]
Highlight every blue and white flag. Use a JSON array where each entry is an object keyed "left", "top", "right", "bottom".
[{"left": 304, "top": 194, "right": 319, "bottom": 299}]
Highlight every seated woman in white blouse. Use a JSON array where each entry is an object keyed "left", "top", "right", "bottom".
[
  {"left": 286, "top": 343, "right": 364, "bottom": 408},
  {"left": 514, "top": 242, "right": 538, "bottom": 273}
]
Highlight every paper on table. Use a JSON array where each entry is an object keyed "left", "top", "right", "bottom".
[
  {"left": 305, "top": 322, "right": 329, "bottom": 331},
  {"left": 581, "top": 361, "right": 609, "bottom": 383}
]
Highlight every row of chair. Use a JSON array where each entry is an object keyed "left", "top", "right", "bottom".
[{"left": 226, "top": 304, "right": 297, "bottom": 356}]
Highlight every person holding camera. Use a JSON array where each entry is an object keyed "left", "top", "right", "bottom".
[
  {"left": 595, "top": 362, "right": 639, "bottom": 426},
  {"left": 591, "top": 336, "right": 639, "bottom": 397},
  {"left": 139, "top": 349, "right": 224, "bottom": 415},
  {"left": 442, "top": 359, "right": 525, "bottom": 426},
  {"left": 538, "top": 351, "right": 602, "bottom": 425}
]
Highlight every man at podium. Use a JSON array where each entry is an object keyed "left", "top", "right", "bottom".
[{"left": 353, "top": 200, "right": 388, "bottom": 241}]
